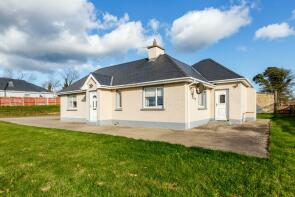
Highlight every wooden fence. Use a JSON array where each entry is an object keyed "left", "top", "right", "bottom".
[{"left": 0, "top": 97, "right": 60, "bottom": 106}]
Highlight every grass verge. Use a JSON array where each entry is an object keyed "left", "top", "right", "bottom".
[{"left": 0, "top": 105, "right": 59, "bottom": 117}]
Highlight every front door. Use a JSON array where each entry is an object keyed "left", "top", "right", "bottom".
[
  {"left": 89, "top": 91, "right": 97, "bottom": 122},
  {"left": 215, "top": 90, "right": 228, "bottom": 120}
]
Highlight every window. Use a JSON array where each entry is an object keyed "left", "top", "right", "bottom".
[
  {"left": 219, "top": 94, "right": 226, "bottom": 104},
  {"left": 92, "top": 95, "right": 97, "bottom": 110},
  {"left": 116, "top": 91, "right": 122, "bottom": 109},
  {"left": 144, "top": 87, "right": 163, "bottom": 108},
  {"left": 198, "top": 90, "right": 207, "bottom": 109},
  {"left": 67, "top": 95, "right": 77, "bottom": 109}
]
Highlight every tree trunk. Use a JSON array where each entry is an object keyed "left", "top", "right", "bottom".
[{"left": 274, "top": 90, "right": 278, "bottom": 114}]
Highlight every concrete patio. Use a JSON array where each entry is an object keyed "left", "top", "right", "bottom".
[{"left": 0, "top": 116, "right": 269, "bottom": 158}]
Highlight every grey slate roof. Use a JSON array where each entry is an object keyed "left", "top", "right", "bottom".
[
  {"left": 92, "top": 54, "right": 208, "bottom": 86},
  {"left": 60, "top": 54, "right": 208, "bottom": 93},
  {"left": 60, "top": 55, "right": 244, "bottom": 93},
  {"left": 91, "top": 72, "right": 113, "bottom": 85},
  {"left": 60, "top": 76, "right": 88, "bottom": 92},
  {"left": 192, "top": 59, "right": 243, "bottom": 81},
  {"left": 0, "top": 77, "right": 49, "bottom": 92}
]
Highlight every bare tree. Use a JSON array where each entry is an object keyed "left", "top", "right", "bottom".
[
  {"left": 18, "top": 73, "right": 36, "bottom": 82},
  {"left": 43, "top": 79, "right": 61, "bottom": 92},
  {"left": 2, "top": 68, "right": 37, "bottom": 83},
  {"left": 62, "top": 69, "right": 79, "bottom": 88},
  {"left": 26, "top": 74, "right": 37, "bottom": 82},
  {"left": 3, "top": 68, "right": 14, "bottom": 78},
  {"left": 17, "top": 72, "right": 26, "bottom": 80}
]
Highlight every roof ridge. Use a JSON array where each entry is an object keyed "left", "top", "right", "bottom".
[
  {"left": 23, "top": 80, "right": 49, "bottom": 92},
  {"left": 164, "top": 54, "right": 190, "bottom": 77},
  {"left": 167, "top": 54, "right": 209, "bottom": 82},
  {"left": 94, "top": 58, "right": 147, "bottom": 73}
]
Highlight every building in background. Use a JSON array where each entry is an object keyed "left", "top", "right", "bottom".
[{"left": 0, "top": 77, "right": 55, "bottom": 98}]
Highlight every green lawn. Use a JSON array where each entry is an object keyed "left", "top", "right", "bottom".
[
  {"left": 0, "top": 105, "right": 60, "bottom": 118},
  {"left": 0, "top": 115, "right": 294, "bottom": 196}
]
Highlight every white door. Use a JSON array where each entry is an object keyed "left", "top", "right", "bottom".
[
  {"left": 215, "top": 90, "right": 228, "bottom": 120},
  {"left": 89, "top": 91, "right": 97, "bottom": 122}
]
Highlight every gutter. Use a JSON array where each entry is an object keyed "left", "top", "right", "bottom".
[
  {"left": 101, "top": 77, "right": 215, "bottom": 90},
  {"left": 210, "top": 78, "right": 253, "bottom": 87},
  {"left": 57, "top": 90, "right": 86, "bottom": 96},
  {"left": 58, "top": 76, "right": 215, "bottom": 95}
]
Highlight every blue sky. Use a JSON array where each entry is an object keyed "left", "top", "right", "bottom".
[
  {"left": 93, "top": 0, "right": 295, "bottom": 80},
  {"left": 0, "top": 0, "right": 294, "bottom": 91}
]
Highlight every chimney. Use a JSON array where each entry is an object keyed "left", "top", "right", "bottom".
[
  {"left": 147, "top": 39, "right": 164, "bottom": 60},
  {"left": 8, "top": 80, "right": 14, "bottom": 88}
]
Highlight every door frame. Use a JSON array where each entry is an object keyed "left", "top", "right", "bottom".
[
  {"left": 214, "top": 89, "right": 229, "bottom": 121},
  {"left": 88, "top": 91, "right": 98, "bottom": 122}
]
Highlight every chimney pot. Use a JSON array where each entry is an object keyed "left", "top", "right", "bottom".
[{"left": 147, "top": 39, "right": 164, "bottom": 60}]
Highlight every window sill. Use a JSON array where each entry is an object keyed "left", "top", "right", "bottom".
[
  {"left": 115, "top": 108, "right": 122, "bottom": 111},
  {"left": 141, "top": 108, "right": 165, "bottom": 111},
  {"left": 198, "top": 107, "right": 207, "bottom": 110},
  {"left": 67, "top": 109, "right": 78, "bottom": 111}
]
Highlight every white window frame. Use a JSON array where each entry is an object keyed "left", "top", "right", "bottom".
[
  {"left": 115, "top": 91, "right": 122, "bottom": 109},
  {"left": 198, "top": 90, "right": 207, "bottom": 109},
  {"left": 67, "top": 95, "right": 77, "bottom": 110},
  {"left": 143, "top": 87, "right": 164, "bottom": 108}
]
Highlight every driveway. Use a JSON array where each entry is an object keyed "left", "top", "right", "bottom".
[{"left": 0, "top": 116, "right": 269, "bottom": 158}]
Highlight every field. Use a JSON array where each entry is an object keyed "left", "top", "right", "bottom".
[{"left": 0, "top": 114, "right": 294, "bottom": 196}]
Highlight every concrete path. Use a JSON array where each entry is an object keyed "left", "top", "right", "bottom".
[{"left": 0, "top": 116, "right": 269, "bottom": 158}]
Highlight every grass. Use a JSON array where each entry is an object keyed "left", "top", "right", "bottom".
[
  {"left": 0, "top": 115, "right": 294, "bottom": 196},
  {"left": 0, "top": 105, "right": 60, "bottom": 117}
]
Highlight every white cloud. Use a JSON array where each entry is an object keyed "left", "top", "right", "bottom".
[
  {"left": 97, "top": 12, "right": 129, "bottom": 29},
  {"left": 170, "top": 4, "right": 251, "bottom": 52},
  {"left": 255, "top": 22, "right": 295, "bottom": 40},
  {"left": 249, "top": 0, "right": 261, "bottom": 10},
  {"left": 236, "top": 45, "right": 248, "bottom": 52},
  {"left": 0, "top": 0, "right": 160, "bottom": 75},
  {"left": 148, "top": 18, "right": 160, "bottom": 32}
]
